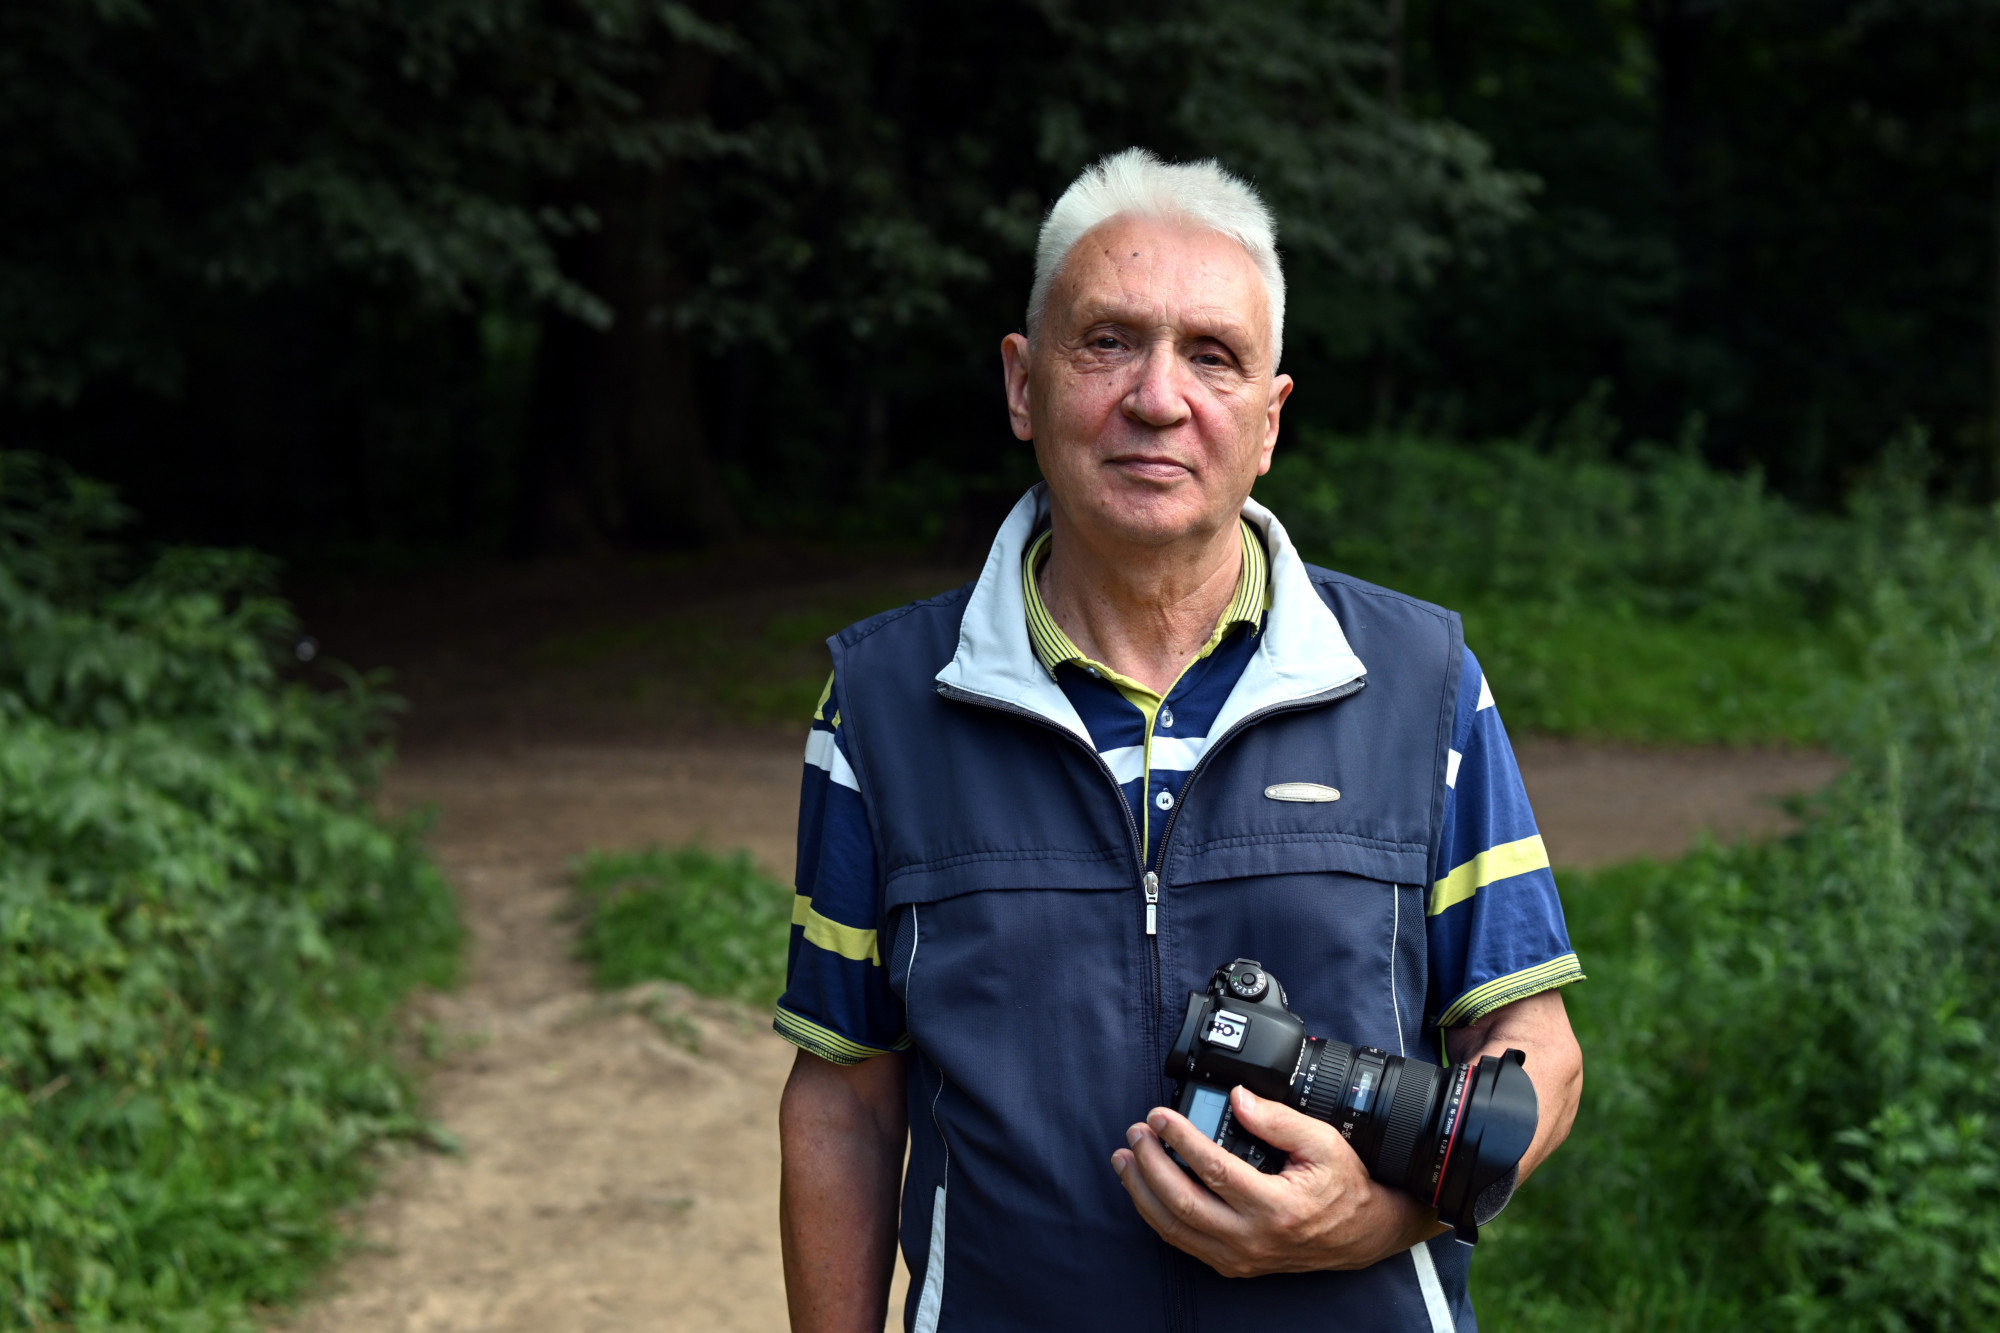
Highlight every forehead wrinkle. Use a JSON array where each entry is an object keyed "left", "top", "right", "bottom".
[
  {"left": 1071, "top": 290, "right": 1256, "bottom": 347},
  {"left": 1040, "top": 216, "right": 1272, "bottom": 362}
]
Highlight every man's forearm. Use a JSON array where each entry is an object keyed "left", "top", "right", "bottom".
[
  {"left": 1441, "top": 989, "right": 1583, "bottom": 1183},
  {"left": 779, "top": 1050, "right": 910, "bottom": 1333}
]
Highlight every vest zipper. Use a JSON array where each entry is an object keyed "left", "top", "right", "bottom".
[
  {"left": 936, "top": 676, "right": 1365, "bottom": 1333},
  {"left": 1148, "top": 680, "right": 1366, "bottom": 1333},
  {"left": 932, "top": 684, "right": 1167, "bottom": 1085}
]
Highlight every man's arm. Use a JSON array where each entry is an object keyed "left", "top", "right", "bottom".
[
  {"left": 1441, "top": 988, "right": 1582, "bottom": 1184},
  {"left": 1111, "top": 988, "right": 1581, "bottom": 1277},
  {"left": 780, "top": 1049, "right": 909, "bottom": 1333}
]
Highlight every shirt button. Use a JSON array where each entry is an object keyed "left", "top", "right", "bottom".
[
  {"left": 1155, "top": 790, "right": 1175, "bottom": 811},
  {"left": 1159, "top": 706, "right": 1174, "bottom": 728}
]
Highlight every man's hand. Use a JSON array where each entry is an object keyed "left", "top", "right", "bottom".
[
  {"left": 1112, "top": 988, "right": 1583, "bottom": 1279},
  {"left": 1110, "top": 1086, "right": 1443, "bottom": 1277}
]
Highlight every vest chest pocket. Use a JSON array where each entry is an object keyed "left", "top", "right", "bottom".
[
  {"left": 1165, "top": 828, "right": 1432, "bottom": 889},
  {"left": 1157, "top": 837, "right": 1433, "bottom": 1061}
]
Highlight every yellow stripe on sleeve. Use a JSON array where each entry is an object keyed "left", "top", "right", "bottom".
[
  {"left": 1436, "top": 953, "right": 1586, "bottom": 1028},
  {"left": 811, "top": 671, "right": 834, "bottom": 721},
  {"left": 773, "top": 1007, "right": 911, "bottom": 1065},
  {"left": 791, "top": 894, "right": 881, "bottom": 966},
  {"left": 1428, "top": 834, "right": 1552, "bottom": 916}
]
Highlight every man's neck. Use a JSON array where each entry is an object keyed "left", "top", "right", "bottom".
[{"left": 1038, "top": 511, "right": 1244, "bottom": 697}]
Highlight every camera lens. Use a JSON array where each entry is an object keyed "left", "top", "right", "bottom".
[{"left": 1167, "top": 961, "right": 1540, "bottom": 1242}]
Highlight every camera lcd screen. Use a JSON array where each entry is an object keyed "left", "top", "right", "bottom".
[{"left": 1187, "top": 1085, "right": 1230, "bottom": 1142}]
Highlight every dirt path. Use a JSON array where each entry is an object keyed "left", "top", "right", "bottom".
[{"left": 278, "top": 733, "right": 1841, "bottom": 1333}]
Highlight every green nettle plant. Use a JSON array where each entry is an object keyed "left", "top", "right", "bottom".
[
  {"left": 0, "top": 453, "right": 459, "bottom": 1329},
  {"left": 1472, "top": 494, "right": 2000, "bottom": 1330}
]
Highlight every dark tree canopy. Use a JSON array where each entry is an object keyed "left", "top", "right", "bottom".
[{"left": 4, "top": 0, "right": 1998, "bottom": 556}]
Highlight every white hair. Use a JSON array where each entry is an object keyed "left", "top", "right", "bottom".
[{"left": 1026, "top": 147, "right": 1286, "bottom": 369}]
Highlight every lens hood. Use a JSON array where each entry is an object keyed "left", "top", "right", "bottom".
[{"left": 1432, "top": 1048, "right": 1538, "bottom": 1243}]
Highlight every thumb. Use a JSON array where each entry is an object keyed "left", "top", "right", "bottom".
[{"left": 1230, "top": 1086, "right": 1351, "bottom": 1164}]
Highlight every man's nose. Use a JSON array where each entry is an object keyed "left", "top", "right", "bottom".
[{"left": 1120, "top": 341, "right": 1192, "bottom": 429}]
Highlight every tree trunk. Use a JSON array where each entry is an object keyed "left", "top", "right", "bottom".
[{"left": 516, "top": 25, "right": 738, "bottom": 553}]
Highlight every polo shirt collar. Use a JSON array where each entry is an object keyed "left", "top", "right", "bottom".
[
  {"left": 1021, "top": 518, "right": 1269, "bottom": 680},
  {"left": 935, "top": 483, "right": 1367, "bottom": 743}
]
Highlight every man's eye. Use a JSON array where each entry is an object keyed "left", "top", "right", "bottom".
[{"left": 1093, "top": 336, "right": 1122, "bottom": 350}]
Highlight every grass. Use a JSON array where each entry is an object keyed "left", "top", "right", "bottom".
[
  {"left": 572, "top": 845, "right": 792, "bottom": 1005},
  {"left": 1456, "top": 598, "right": 1840, "bottom": 744}
]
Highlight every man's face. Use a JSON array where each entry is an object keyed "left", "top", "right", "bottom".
[{"left": 1002, "top": 215, "right": 1292, "bottom": 551}]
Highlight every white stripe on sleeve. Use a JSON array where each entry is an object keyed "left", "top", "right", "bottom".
[{"left": 804, "top": 728, "right": 860, "bottom": 791}]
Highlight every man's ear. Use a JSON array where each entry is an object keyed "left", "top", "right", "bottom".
[
  {"left": 1257, "top": 373, "right": 1294, "bottom": 475},
  {"left": 1001, "top": 332, "right": 1035, "bottom": 442}
]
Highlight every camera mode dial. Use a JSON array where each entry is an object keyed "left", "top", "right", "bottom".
[{"left": 1226, "top": 964, "right": 1268, "bottom": 1002}]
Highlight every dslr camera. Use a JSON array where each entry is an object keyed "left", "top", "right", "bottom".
[{"left": 1166, "top": 958, "right": 1538, "bottom": 1244}]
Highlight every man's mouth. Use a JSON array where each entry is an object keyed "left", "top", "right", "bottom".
[{"left": 1107, "top": 454, "right": 1193, "bottom": 482}]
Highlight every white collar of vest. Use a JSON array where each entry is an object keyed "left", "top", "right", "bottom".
[{"left": 934, "top": 483, "right": 1367, "bottom": 743}]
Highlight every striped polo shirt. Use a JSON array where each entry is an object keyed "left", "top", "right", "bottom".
[
  {"left": 1024, "top": 519, "right": 1269, "bottom": 869},
  {"left": 775, "top": 523, "right": 1580, "bottom": 1066}
]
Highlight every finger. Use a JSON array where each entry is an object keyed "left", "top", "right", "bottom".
[
  {"left": 1144, "top": 1107, "right": 1270, "bottom": 1208},
  {"left": 1229, "top": 1087, "right": 1355, "bottom": 1166},
  {"left": 1119, "top": 1121, "right": 1246, "bottom": 1257}
]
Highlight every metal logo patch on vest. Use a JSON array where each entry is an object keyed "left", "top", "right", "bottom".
[{"left": 1264, "top": 782, "right": 1341, "bottom": 803}]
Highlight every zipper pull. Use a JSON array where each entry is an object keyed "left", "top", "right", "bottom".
[{"left": 1143, "top": 871, "right": 1160, "bottom": 935}]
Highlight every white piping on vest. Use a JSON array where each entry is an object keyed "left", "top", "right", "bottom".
[
  {"left": 909, "top": 905, "right": 952, "bottom": 1333},
  {"left": 1411, "top": 1240, "right": 1456, "bottom": 1333},
  {"left": 913, "top": 1184, "right": 948, "bottom": 1333},
  {"left": 1390, "top": 883, "right": 1406, "bottom": 1058}
]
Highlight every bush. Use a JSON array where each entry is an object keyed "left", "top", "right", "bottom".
[
  {"left": 0, "top": 454, "right": 460, "bottom": 1330},
  {"left": 572, "top": 845, "right": 791, "bottom": 1004},
  {"left": 1477, "top": 499, "right": 2000, "bottom": 1329},
  {"left": 1257, "top": 429, "right": 1983, "bottom": 742}
]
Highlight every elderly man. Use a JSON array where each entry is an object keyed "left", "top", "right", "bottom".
[{"left": 775, "top": 148, "right": 1583, "bottom": 1332}]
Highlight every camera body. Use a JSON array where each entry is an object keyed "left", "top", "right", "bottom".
[{"left": 1165, "top": 959, "right": 1539, "bottom": 1244}]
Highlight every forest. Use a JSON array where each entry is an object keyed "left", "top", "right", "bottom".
[
  {"left": 8, "top": 0, "right": 2000, "bottom": 558},
  {"left": 6, "top": 1, "right": 2000, "bottom": 1329}
]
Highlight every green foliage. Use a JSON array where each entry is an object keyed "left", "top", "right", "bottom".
[
  {"left": 0, "top": 0, "right": 726, "bottom": 404},
  {"left": 0, "top": 454, "right": 461, "bottom": 1328},
  {"left": 1476, "top": 511, "right": 2000, "bottom": 1328},
  {"left": 573, "top": 846, "right": 791, "bottom": 1004},
  {"left": 1260, "top": 427, "right": 1875, "bottom": 741},
  {"left": 1401, "top": 0, "right": 2000, "bottom": 493}
]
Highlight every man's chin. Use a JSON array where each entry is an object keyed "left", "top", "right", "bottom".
[{"left": 1076, "top": 488, "right": 1230, "bottom": 551}]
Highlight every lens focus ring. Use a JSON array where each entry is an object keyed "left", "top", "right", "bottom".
[
  {"left": 1374, "top": 1061, "right": 1441, "bottom": 1191},
  {"left": 1301, "top": 1041, "right": 1353, "bottom": 1122}
]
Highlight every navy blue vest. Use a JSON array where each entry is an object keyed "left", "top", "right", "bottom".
[{"left": 832, "top": 565, "right": 1471, "bottom": 1333}]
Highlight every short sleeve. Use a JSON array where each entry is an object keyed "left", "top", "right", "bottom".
[
  {"left": 773, "top": 670, "right": 911, "bottom": 1064},
  {"left": 1425, "top": 648, "right": 1585, "bottom": 1029}
]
